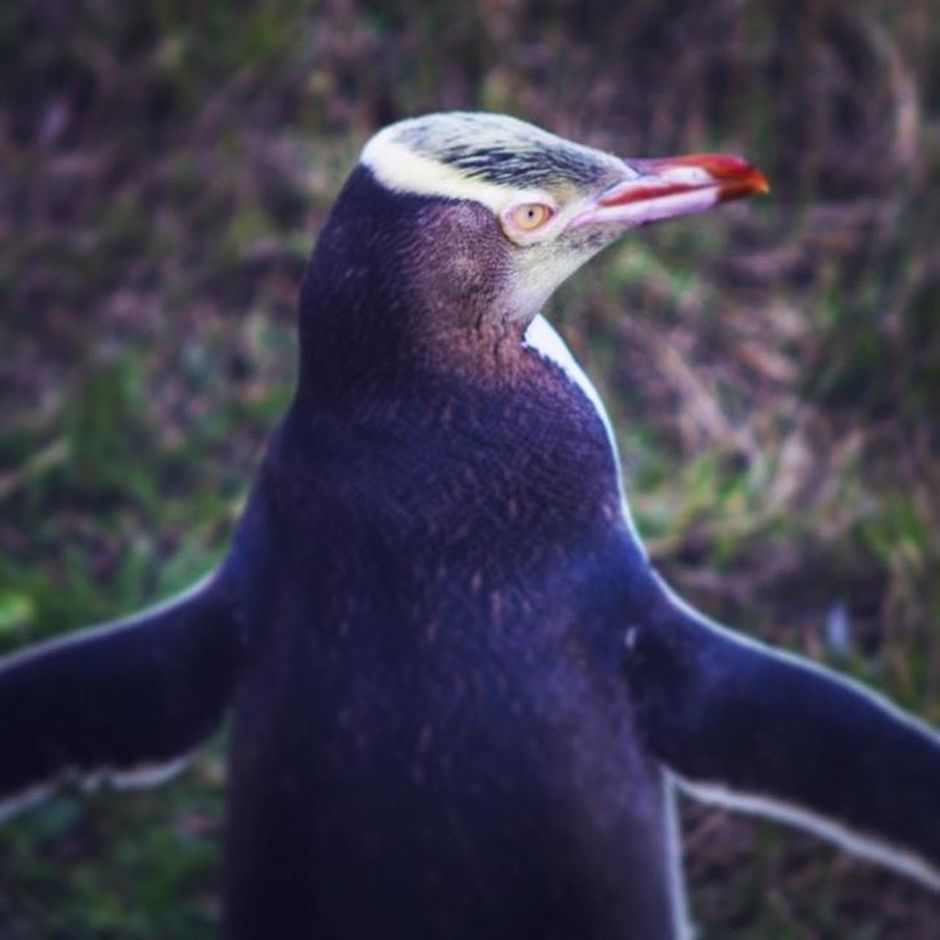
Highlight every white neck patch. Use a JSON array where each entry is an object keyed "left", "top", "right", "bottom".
[{"left": 523, "top": 315, "right": 647, "bottom": 552}]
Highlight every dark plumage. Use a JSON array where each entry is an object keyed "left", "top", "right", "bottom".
[{"left": 1, "top": 112, "right": 938, "bottom": 939}]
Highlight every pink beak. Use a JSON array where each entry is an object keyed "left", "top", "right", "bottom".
[{"left": 572, "top": 153, "right": 769, "bottom": 229}]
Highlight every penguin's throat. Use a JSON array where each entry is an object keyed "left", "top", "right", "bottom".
[{"left": 298, "top": 261, "right": 536, "bottom": 400}]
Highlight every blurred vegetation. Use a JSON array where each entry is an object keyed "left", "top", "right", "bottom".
[{"left": 1, "top": 0, "right": 939, "bottom": 936}]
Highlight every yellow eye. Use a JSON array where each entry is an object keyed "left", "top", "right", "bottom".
[{"left": 508, "top": 203, "right": 553, "bottom": 232}]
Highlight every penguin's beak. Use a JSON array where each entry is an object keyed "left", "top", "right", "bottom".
[{"left": 571, "top": 154, "right": 769, "bottom": 230}]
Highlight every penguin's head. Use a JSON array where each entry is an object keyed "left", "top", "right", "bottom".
[
  {"left": 301, "top": 113, "right": 767, "bottom": 386},
  {"left": 353, "top": 112, "right": 767, "bottom": 326}
]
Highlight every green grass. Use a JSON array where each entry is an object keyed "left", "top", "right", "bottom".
[{"left": 2, "top": 0, "right": 940, "bottom": 935}]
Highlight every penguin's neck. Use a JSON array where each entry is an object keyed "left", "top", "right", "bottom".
[{"left": 296, "top": 167, "right": 524, "bottom": 409}]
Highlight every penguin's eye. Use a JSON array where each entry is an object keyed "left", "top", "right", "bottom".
[
  {"left": 503, "top": 202, "right": 555, "bottom": 237},
  {"left": 514, "top": 204, "right": 553, "bottom": 229},
  {"left": 507, "top": 203, "right": 554, "bottom": 232}
]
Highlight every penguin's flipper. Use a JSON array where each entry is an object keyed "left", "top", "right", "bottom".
[
  {"left": 0, "top": 570, "right": 242, "bottom": 820},
  {"left": 624, "top": 571, "right": 940, "bottom": 890}
]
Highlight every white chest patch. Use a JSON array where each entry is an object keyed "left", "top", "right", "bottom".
[
  {"left": 523, "top": 315, "right": 613, "bottom": 440},
  {"left": 522, "top": 315, "right": 646, "bottom": 550}
]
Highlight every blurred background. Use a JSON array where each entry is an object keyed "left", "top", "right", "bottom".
[{"left": 1, "top": 0, "right": 939, "bottom": 936}]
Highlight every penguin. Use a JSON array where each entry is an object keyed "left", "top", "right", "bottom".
[{"left": 2, "top": 112, "right": 939, "bottom": 939}]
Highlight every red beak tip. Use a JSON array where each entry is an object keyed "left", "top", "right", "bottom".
[
  {"left": 717, "top": 167, "right": 771, "bottom": 203},
  {"left": 752, "top": 170, "right": 771, "bottom": 195}
]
